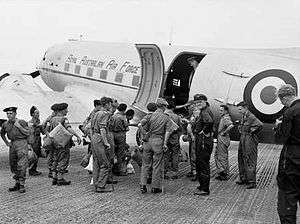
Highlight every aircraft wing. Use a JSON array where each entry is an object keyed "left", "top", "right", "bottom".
[{"left": 0, "top": 73, "right": 92, "bottom": 124}]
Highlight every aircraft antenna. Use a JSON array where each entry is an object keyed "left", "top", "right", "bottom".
[{"left": 168, "top": 25, "right": 173, "bottom": 46}]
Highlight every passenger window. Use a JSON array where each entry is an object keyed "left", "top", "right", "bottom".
[
  {"left": 115, "top": 73, "right": 123, "bottom": 83},
  {"left": 87, "top": 67, "right": 93, "bottom": 77},
  {"left": 75, "top": 65, "right": 81, "bottom": 74},
  {"left": 100, "top": 70, "right": 108, "bottom": 79},
  {"left": 64, "top": 63, "right": 70, "bottom": 72},
  {"left": 132, "top": 75, "right": 140, "bottom": 87}
]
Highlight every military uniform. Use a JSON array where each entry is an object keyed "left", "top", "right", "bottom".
[
  {"left": 139, "top": 107, "right": 177, "bottom": 191},
  {"left": 237, "top": 111, "right": 262, "bottom": 186},
  {"left": 1, "top": 107, "right": 29, "bottom": 192},
  {"left": 164, "top": 109, "right": 182, "bottom": 178},
  {"left": 109, "top": 111, "right": 129, "bottom": 175},
  {"left": 215, "top": 114, "right": 233, "bottom": 178},
  {"left": 194, "top": 105, "right": 214, "bottom": 194},
  {"left": 275, "top": 99, "right": 300, "bottom": 224},
  {"left": 48, "top": 115, "right": 72, "bottom": 183},
  {"left": 28, "top": 117, "right": 43, "bottom": 175},
  {"left": 187, "top": 99, "right": 201, "bottom": 178},
  {"left": 43, "top": 113, "right": 56, "bottom": 177},
  {"left": 91, "top": 108, "right": 112, "bottom": 190}
]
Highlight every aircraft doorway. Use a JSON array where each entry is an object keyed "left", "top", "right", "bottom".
[
  {"left": 133, "top": 44, "right": 164, "bottom": 112},
  {"left": 163, "top": 53, "right": 205, "bottom": 106}
]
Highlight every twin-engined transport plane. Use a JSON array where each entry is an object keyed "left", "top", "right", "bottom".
[{"left": 1, "top": 41, "right": 299, "bottom": 144}]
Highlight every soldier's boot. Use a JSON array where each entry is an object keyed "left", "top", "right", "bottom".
[
  {"left": 236, "top": 180, "right": 248, "bottom": 185},
  {"left": 57, "top": 178, "right": 71, "bottom": 186},
  {"left": 8, "top": 183, "right": 20, "bottom": 192},
  {"left": 29, "top": 170, "right": 42, "bottom": 176},
  {"left": 95, "top": 187, "right": 112, "bottom": 193},
  {"left": 19, "top": 185, "right": 26, "bottom": 193},
  {"left": 151, "top": 188, "right": 162, "bottom": 194},
  {"left": 146, "top": 178, "right": 152, "bottom": 184},
  {"left": 52, "top": 178, "right": 58, "bottom": 185},
  {"left": 140, "top": 185, "right": 147, "bottom": 194},
  {"left": 246, "top": 183, "right": 256, "bottom": 189}
]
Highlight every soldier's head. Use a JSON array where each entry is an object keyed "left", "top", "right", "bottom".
[
  {"left": 277, "top": 84, "right": 297, "bottom": 107},
  {"left": 125, "top": 109, "right": 135, "bottom": 121},
  {"left": 156, "top": 98, "right": 169, "bottom": 111},
  {"left": 220, "top": 104, "right": 229, "bottom": 116},
  {"left": 146, "top": 102, "right": 157, "bottom": 112},
  {"left": 117, "top": 103, "right": 127, "bottom": 112},
  {"left": 167, "top": 100, "right": 176, "bottom": 111},
  {"left": 100, "top": 97, "right": 113, "bottom": 111},
  {"left": 3, "top": 107, "right": 17, "bottom": 121},
  {"left": 93, "top": 99, "right": 101, "bottom": 108},
  {"left": 237, "top": 101, "right": 248, "bottom": 115},
  {"left": 30, "top": 106, "right": 39, "bottom": 119},
  {"left": 57, "top": 103, "right": 68, "bottom": 115},
  {"left": 110, "top": 98, "right": 119, "bottom": 113},
  {"left": 193, "top": 94, "right": 207, "bottom": 109},
  {"left": 187, "top": 56, "right": 199, "bottom": 69}
]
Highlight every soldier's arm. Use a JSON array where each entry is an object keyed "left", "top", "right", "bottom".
[
  {"left": 1, "top": 124, "right": 10, "bottom": 147},
  {"left": 274, "top": 111, "right": 292, "bottom": 140},
  {"left": 249, "top": 116, "right": 263, "bottom": 135},
  {"left": 64, "top": 118, "right": 81, "bottom": 144},
  {"left": 221, "top": 118, "right": 234, "bottom": 135},
  {"left": 202, "top": 113, "right": 214, "bottom": 135},
  {"left": 97, "top": 113, "right": 110, "bottom": 146}
]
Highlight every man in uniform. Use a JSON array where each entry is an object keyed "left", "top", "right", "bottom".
[
  {"left": 109, "top": 103, "right": 129, "bottom": 176},
  {"left": 138, "top": 98, "right": 178, "bottom": 194},
  {"left": 43, "top": 103, "right": 58, "bottom": 178},
  {"left": 274, "top": 84, "right": 300, "bottom": 224},
  {"left": 1, "top": 107, "right": 30, "bottom": 193},
  {"left": 215, "top": 104, "right": 233, "bottom": 180},
  {"left": 48, "top": 103, "right": 81, "bottom": 186},
  {"left": 28, "top": 106, "right": 44, "bottom": 176},
  {"left": 236, "top": 101, "right": 262, "bottom": 189},
  {"left": 164, "top": 100, "right": 182, "bottom": 179},
  {"left": 91, "top": 97, "right": 114, "bottom": 193},
  {"left": 190, "top": 94, "right": 214, "bottom": 196},
  {"left": 186, "top": 94, "right": 202, "bottom": 180}
]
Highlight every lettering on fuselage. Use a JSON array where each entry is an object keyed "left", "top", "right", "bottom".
[{"left": 66, "top": 54, "right": 140, "bottom": 74}]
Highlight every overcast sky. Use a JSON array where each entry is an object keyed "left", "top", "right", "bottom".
[{"left": 0, "top": 0, "right": 299, "bottom": 74}]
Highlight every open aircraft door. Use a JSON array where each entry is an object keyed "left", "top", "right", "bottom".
[{"left": 133, "top": 44, "right": 165, "bottom": 112}]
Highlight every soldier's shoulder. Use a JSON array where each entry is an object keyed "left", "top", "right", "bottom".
[{"left": 1, "top": 120, "right": 9, "bottom": 128}]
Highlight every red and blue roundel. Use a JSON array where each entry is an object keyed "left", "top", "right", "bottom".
[{"left": 243, "top": 69, "right": 297, "bottom": 123}]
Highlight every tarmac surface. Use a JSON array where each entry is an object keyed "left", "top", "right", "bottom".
[{"left": 0, "top": 141, "right": 299, "bottom": 224}]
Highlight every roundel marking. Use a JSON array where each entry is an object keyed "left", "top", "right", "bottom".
[
  {"left": 260, "top": 86, "right": 277, "bottom": 105},
  {"left": 244, "top": 69, "right": 297, "bottom": 123}
]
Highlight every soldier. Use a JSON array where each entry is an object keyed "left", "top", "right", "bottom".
[
  {"left": 139, "top": 98, "right": 178, "bottom": 194},
  {"left": 81, "top": 99, "right": 102, "bottom": 153},
  {"left": 236, "top": 101, "right": 262, "bottom": 189},
  {"left": 109, "top": 103, "right": 129, "bottom": 176},
  {"left": 186, "top": 94, "right": 202, "bottom": 180},
  {"left": 91, "top": 97, "right": 114, "bottom": 193},
  {"left": 214, "top": 105, "right": 234, "bottom": 180},
  {"left": 48, "top": 103, "right": 81, "bottom": 186},
  {"left": 164, "top": 100, "right": 183, "bottom": 179},
  {"left": 43, "top": 104, "right": 58, "bottom": 178},
  {"left": 1, "top": 107, "right": 30, "bottom": 193},
  {"left": 28, "top": 106, "right": 44, "bottom": 176},
  {"left": 190, "top": 94, "right": 214, "bottom": 196},
  {"left": 274, "top": 84, "right": 300, "bottom": 224}
]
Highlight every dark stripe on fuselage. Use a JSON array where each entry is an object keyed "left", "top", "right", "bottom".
[{"left": 40, "top": 67, "right": 139, "bottom": 90}]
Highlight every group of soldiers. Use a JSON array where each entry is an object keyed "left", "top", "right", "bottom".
[{"left": 1, "top": 84, "right": 299, "bottom": 223}]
